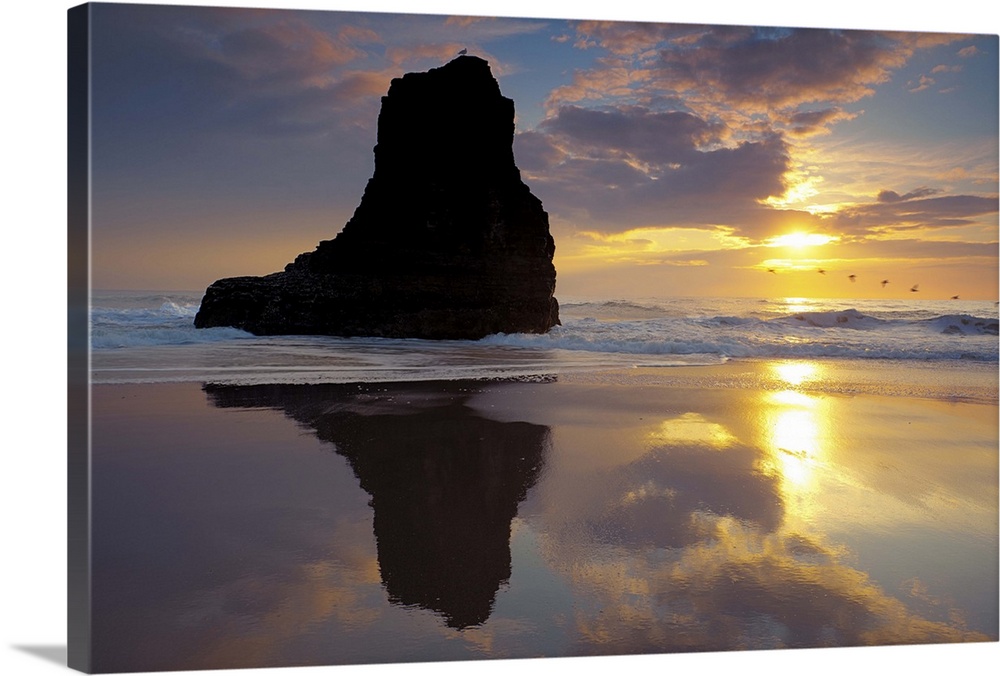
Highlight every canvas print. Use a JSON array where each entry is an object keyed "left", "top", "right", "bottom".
[{"left": 68, "top": 1, "right": 999, "bottom": 673}]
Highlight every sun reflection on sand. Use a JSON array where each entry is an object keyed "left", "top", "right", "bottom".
[
  {"left": 757, "top": 361, "right": 834, "bottom": 526},
  {"left": 772, "top": 360, "right": 822, "bottom": 387},
  {"left": 768, "top": 405, "right": 822, "bottom": 488}
]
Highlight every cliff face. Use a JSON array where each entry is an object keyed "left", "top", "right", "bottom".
[{"left": 194, "top": 56, "right": 559, "bottom": 340}]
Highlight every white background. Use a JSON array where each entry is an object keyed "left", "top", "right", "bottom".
[{"left": 2, "top": 1, "right": 997, "bottom": 675}]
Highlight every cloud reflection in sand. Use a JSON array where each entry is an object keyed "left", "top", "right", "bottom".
[{"left": 518, "top": 369, "right": 993, "bottom": 652}]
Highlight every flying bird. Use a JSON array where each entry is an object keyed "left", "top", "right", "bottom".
[
  {"left": 910, "top": 284, "right": 919, "bottom": 293},
  {"left": 951, "top": 295, "right": 960, "bottom": 300},
  {"left": 767, "top": 268, "right": 776, "bottom": 274},
  {"left": 457, "top": 48, "right": 468, "bottom": 55},
  {"left": 817, "top": 269, "right": 826, "bottom": 275},
  {"left": 881, "top": 279, "right": 890, "bottom": 288},
  {"left": 848, "top": 274, "right": 856, "bottom": 283}
]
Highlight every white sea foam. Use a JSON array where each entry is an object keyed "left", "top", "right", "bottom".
[
  {"left": 924, "top": 314, "right": 1000, "bottom": 336},
  {"left": 774, "top": 309, "right": 886, "bottom": 329},
  {"left": 481, "top": 308, "right": 999, "bottom": 362},
  {"left": 91, "top": 292, "right": 253, "bottom": 349},
  {"left": 89, "top": 292, "right": 999, "bottom": 385}
]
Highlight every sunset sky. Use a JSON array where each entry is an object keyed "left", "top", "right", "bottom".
[{"left": 87, "top": 1, "right": 999, "bottom": 300}]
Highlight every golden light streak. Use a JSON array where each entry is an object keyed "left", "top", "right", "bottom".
[
  {"left": 769, "top": 407, "right": 821, "bottom": 487},
  {"left": 765, "top": 232, "right": 838, "bottom": 248},
  {"left": 763, "top": 175, "right": 822, "bottom": 210},
  {"left": 772, "top": 361, "right": 820, "bottom": 387}
]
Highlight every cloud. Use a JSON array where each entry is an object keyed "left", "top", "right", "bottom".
[
  {"left": 538, "top": 105, "right": 728, "bottom": 165},
  {"left": 518, "top": 104, "right": 792, "bottom": 235},
  {"left": 546, "top": 64, "right": 654, "bottom": 110},
  {"left": 571, "top": 21, "right": 732, "bottom": 57},
  {"left": 653, "top": 28, "right": 933, "bottom": 113},
  {"left": 785, "top": 237, "right": 998, "bottom": 262},
  {"left": 92, "top": 4, "right": 390, "bottom": 140},
  {"left": 958, "top": 45, "right": 981, "bottom": 57},
  {"left": 444, "top": 15, "right": 489, "bottom": 28},
  {"left": 783, "top": 107, "right": 861, "bottom": 137},
  {"left": 551, "top": 25, "right": 965, "bottom": 131},
  {"left": 908, "top": 74, "right": 935, "bottom": 93},
  {"left": 533, "top": 22, "right": 992, "bottom": 249},
  {"left": 876, "top": 187, "right": 939, "bottom": 203},
  {"left": 835, "top": 194, "right": 999, "bottom": 232}
]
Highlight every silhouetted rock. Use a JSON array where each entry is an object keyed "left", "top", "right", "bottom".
[{"left": 194, "top": 56, "right": 559, "bottom": 339}]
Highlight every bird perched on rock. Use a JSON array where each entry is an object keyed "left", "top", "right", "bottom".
[{"left": 458, "top": 48, "right": 468, "bottom": 55}]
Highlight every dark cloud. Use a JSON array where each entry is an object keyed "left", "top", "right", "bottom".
[
  {"left": 537, "top": 22, "right": 989, "bottom": 243},
  {"left": 836, "top": 194, "right": 999, "bottom": 232},
  {"left": 539, "top": 105, "right": 727, "bottom": 165},
  {"left": 654, "top": 28, "right": 913, "bottom": 111},
  {"left": 513, "top": 130, "right": 564, "bottom": 173},
  {"left": 518, "top": 104, "right": 791, "bottom": 234},
  {"left": 826, "top": 238, "right": 998, "bottom": 261},
  {"left": 522, "top": 91, "right": 993, "bottom": 238},
  {"left": 876, "top": 187, "right": 939, "bottom": 203},
  {"left": 784, "top": 107, "right": 861, "bottom": 137},
  {"left": 553, "top": 24, "right": 964, "bottom": 137}
]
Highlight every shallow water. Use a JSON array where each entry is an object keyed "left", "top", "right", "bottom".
[{"left": 89, "top": 370, "right": 998, "bottom": 672}]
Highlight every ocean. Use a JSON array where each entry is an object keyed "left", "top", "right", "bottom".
[
  {"left": 84, "top": 290, "right": 999, "bottom": 670},
  {"left": 91, "top": 290, "right": 999, "bottom": 387}
]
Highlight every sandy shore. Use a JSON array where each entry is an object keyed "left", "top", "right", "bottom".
[{"left": 85, "top": 358, "right": 997, "bottom": 672}]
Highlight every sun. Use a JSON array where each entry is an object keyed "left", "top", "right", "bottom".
[{"left": 766, "top": 232, "right": 837, "bottom": 248}]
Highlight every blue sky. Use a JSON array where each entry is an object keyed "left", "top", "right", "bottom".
[{"left": 80, "top": 0, "right": 998, "bottom": 299}]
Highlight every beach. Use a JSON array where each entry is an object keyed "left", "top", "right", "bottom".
[{"left": 89, "top": 358, "right": 998, "bottom": 672}]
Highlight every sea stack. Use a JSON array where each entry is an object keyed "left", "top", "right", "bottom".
[{"left": 194, "top": 56, "right": 559, "bottom": 340}]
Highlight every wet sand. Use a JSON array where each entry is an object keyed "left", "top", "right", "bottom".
[{"left": 88, "top": 359, "right": 998, "bottom": 672}]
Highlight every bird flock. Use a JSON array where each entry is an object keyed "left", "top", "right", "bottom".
[{"left": 763, "top": 268, "right": 962, "bottom": 299}]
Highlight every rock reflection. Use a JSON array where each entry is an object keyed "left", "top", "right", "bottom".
[{"left": 204, "top": 381, "right": 549, "bottom": 629}]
